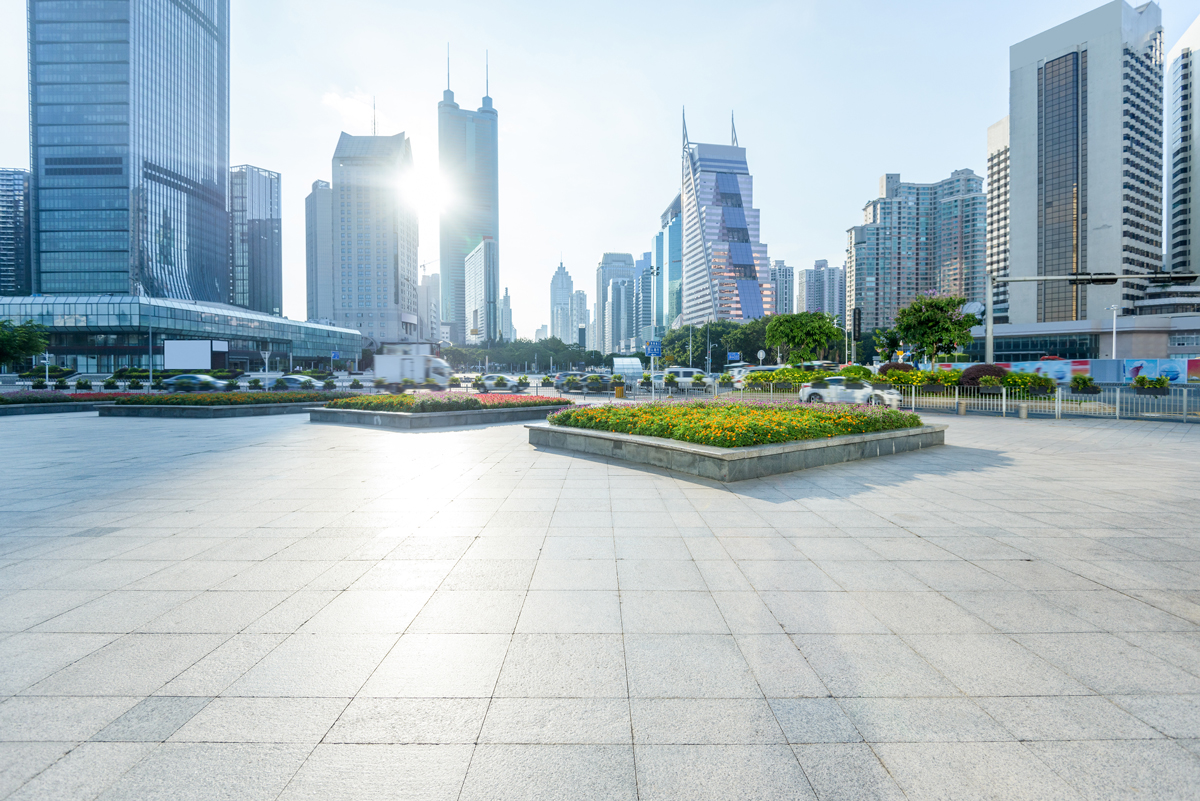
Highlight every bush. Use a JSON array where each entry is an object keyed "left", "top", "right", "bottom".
[
  {"left": 323, "top": 379, "right": 336, "bottom": 390},
  {"left": 127, "top": 378, "right": 143, "bottom": 389},
  {"left": 55, "top": 378, "right": 69, "bottom": 390},
  {"left": 959, "top": 363, "right": 1009, "bottom": 386},
  {"left": 273, "top": 378, "right": 289, "bottom": 390},
  {"left": 691, "top": 374, "right": 707, "bottom": 386},
  {"left": 933, "top": 369, "right": 962, "bottom": 386},
  {"left": 1070, "top": 374, "right": 1095, "bottom": 390},
  {"left": 18, "top": 365, "right": 74, "bottom": 379},
  {"left": 247, "top": 378, "right": 263, "bottom": 390},
  {"left": 31, "top": 378, "right": 46, "bottom": 389},
  {"left": 75, "top": 378, "right": 92, "bottom": 390},
  {"left": 878, "top": 362, "right": 914, "bottom": 376},
  {"left": 493, "top": 375, "right": 507, "bottom": 387},
  {"left": 152, "top": 378, "right": 164, "bottom": 390},
  {"left": 300, "top": 379, "right": 316, "bottom": 389},
  {"left": 1133, "top": 375, "right": 1169, "bottom": 388},
  {"left": 116, "top": 391, "right": 353, "bottom": 406},
  {"left": 718, "top": 373, "right": 733, "bottom": 386},
  {"left": 224, "top": 380, "right": 240, "bottom": 391},
  {"left": 1, "top": 391, "right": 139, "bottom": 405},
  {"left": 541, "top": 376, "right": 553, "bottom": 386},
  {"left": 663, "top": 373, "right": 678, "bottom": 386},
  {"left": 611, "top": 374, "right": 624, "bottom": 385},
  {"left": 517, "top": 375, "right": 529, "bottom": 386},
  {"left": 979, "top": 375, "right": 1003, "bottom": 387},
  {"left": 1004, "top": 372, "right": 1055, "bottom": 392},
  {"left": 326, "top": 393, "right": 569, "bottom": 414},
  {"left": 349, "top": 378, "right": 362, "bottom": 389},
  {"left": 102, "top": 378, "right": 119, "bottom": 390},
  {"left": 449, "top": 377, "right": 462, "bottom": 387},
  {"left": 839, "top": 365, "right": 872, "bottom": 381}
]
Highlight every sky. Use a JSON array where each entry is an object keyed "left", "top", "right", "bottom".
[{"left": 2, "top": 0, "right": 1200, "bottom": 338}]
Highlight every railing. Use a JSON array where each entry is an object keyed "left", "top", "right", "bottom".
[{"left": 903, "top": 384, "right": 1197, "bottom": 423}]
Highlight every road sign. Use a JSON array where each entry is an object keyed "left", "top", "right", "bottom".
[
  {"left": 727, "top": 352, "right": 740, "bottom": 361},
  {"left": 756, "top": 349, "right": 766, "bottom": 360},
  {"left": 331, "top": 351, "right": 340, "bottom": 360},
  {"left": 645, "top": 341, "right": 662, "bottom": 357}
]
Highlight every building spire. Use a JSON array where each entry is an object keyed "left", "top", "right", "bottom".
[
  {"left": 682, "top": 107, "right": 689, "bottom": 147},
  {"left": 485, "top": 50, "right": 489, "bottom": 97},
  {"left": 731, "top": 111, "right": 738, "bottom": 146},
  {"left": 446, "top": 43, "right": 450, "bottom": 90}
]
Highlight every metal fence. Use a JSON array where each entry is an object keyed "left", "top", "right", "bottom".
[{"left": 902, "top": 384, "right": 1198, "bottom": 423}]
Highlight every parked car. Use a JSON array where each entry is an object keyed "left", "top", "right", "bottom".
[
  {"left": 163, "top": 374, "right": 223, "bottom": 392},
  {"left": 799, "top": 376, "right": 901, "bottom": 408}
]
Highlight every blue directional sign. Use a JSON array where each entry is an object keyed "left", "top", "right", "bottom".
[
  {"left": 331, "top": 351, "right": 340, "bottom": 359},
  {"left": 645, "top": 341, "right": 662, "bottom": 357},
  {"left": 727, "top": 351, "right": 740, "bottom": 361}
]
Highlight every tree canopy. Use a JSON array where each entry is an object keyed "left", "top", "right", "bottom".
[
  {"left": 892, "top": 294, "right": 978, "bottom": 362},
  {"left": 764, "top": 312, "right": 843, "bottom": 362},
  {"left": 0, "top": 319, "right": 49, "bottom": 367}
]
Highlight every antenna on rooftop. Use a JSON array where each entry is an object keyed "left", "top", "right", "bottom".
[
  {"left": 447, "top": 43, "right": 451, "bottom": 90},
  {"left": 486, "top": 50, "right": 489, "bottom": 96},
  {"left": 731, "top": 111, "right": 738, "bottom": 146}
]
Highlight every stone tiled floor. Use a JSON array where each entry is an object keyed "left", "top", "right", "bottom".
[{"left": 1, "top": 411, "right": 1199, "bottom": 799}]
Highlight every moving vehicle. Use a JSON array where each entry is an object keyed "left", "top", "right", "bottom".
[
  {"left": 163, "top": 374, "right": 223, "bottom": 392},
  {"left": 553, "top": 372, "right": 586, "bottom": 391},
  {"left": 276, "top": 374, "right": 322, "bottom": 390},
  {"left": 799, "top": 376, "right": 901, "bottom": 408},
  {"left": 373, "top": 343, "right": 451, "bottom": 392},
  {"left": 654, "top": 367, "right": 714, "bottom": 390},
  {"left": 477, "top": 374, "right": 524, "bottom": 392}
]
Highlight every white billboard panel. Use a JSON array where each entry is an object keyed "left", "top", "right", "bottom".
[{"left": 163, "top": 340, "right": 212, "bottom": 369}]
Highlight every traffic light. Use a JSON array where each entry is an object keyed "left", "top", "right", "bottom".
[{"left": 852, "top": 308, "right": 861, "bottom": 340}]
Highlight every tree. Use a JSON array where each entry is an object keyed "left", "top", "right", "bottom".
[
  {"left": 873, "top": 328, "right": 902, "bottom": 363},
  {"left": 721, "top": 317, "right": 770, "bottom": 364},
  {"left": 892, "top": 294, "right": 979, "bottom": 363},
  {"left": 0, "top": 320, "right": 49, "bottom": 367},
  {"left": 764, "top": 312, "right": 842, "bottom": 362}
]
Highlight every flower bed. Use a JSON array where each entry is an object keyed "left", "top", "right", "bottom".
[
  {"left": 547, "top": 400, "right": 922, "bottom": 448},
  {"left": 114, "top": 391, "right": 351, "bottom": 406},
  {"left": 0, "top": 391, "right": 138, "bottom": 405},
  {"left": 326, "top": 393, "right": 569, "bottom": 414}
]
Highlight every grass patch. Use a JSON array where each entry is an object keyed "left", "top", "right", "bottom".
[
  {"left": 114, "top": 392, "right": 351, "bottom": 406},
  {"left": 548, "top": 400, "right": 923, "bottom": 448},
  {"left": 326, "top": 393, "right": 570, "bottom": 414}
]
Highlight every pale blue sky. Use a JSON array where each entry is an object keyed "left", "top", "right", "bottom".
[{"left": 2, "top": 0, "right": 1199, "bottom": 336}]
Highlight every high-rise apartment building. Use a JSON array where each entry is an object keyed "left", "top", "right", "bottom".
[
  {"left": 500, "top": 287, "right": 515, "bottom": 341},
  {"left": 595, "top": 252, "right": 636, "bottom": 354},
  {"left": 635, "top": 256, "right": 655, "bottom": 347},
  {"left": 770, "top": 260, "right": 794, "bottom": 315},
  {"left": 605, "top": 278, "right": 637, "bottom": 354},
  {"left": 229, "top": 165, "right": 281, "bottom": 316},
  {"left": 305, "top": 180, "right": 334, "bottom": 321},
  {"left": 571, "top": 289, "right": 588, "bottom": 348},
  {"left": 331, "top": 133, "right": 420, "bottom": 347},
  {"left": 0, "top": 170, "right": 31, "bottom": 296},
  {"left": 661, "top": 194, "right": 683, "bottom": 327},
  {"left": 653, "top": 231, "right": 665, "bottom": 331},
  {"left": 438, "top": 84, "right": 498, "bottom": 344},
  {"left": 1009, "top": 0, "right": 1163, "bottom": 323},
  {"left": 846, "top": 171, "right": 984, "bottom": 333},
  {"left": 28, "top": 0, "right": 230, "bottom": 298},
  {"left": 986, "top": 117, "right": 1011, "bottom": 323},
  {"left": 465, "top": 238, "right": 499, "bottom": 344},
  {"left": 417, "top": 272, "right": 441, "bottom": 341},
  {"left": 549, "top": 262, "right": 573, "bottom": 341},
  {"left": 681, "top": 123, "right": 774, "bottom": 325},
  {"left": 800, "top": 260, "right": 845, "bottom": 322}
]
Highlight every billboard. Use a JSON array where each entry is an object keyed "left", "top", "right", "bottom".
[{"left": 163, "top": 340, "right": 213, "bottom": 370}]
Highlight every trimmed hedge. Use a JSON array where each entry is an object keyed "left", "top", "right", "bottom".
[
  {"left": 326, "top": 393, "right": 569, "bottom": 414},
  {"left": 0, "top": 391, "right": 138, "bottom": 405},
  {"left": 959, "top": 364, "right": 1008, "bottom": 386},
  {"left": 115, "top": 392, "right": 352, "bottom": 406},
  {"left": 18, "top": 365, "right": 74, "bottom": 379},
  {"left": 878, "top": 362, "right": 914, "bottom": 376}
]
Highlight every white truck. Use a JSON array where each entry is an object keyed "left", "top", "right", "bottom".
[{"left": 372, "top": 343, "right": 451, "bottom": 392}]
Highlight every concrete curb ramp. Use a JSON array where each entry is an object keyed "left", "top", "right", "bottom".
[
  {"left": 310, "top": 404, "right": 570, "bottom": 430},
  {"left": 0, "top": 401, "right": 117, "bottom": 416},
  {"left": 526, "top": 421, "right": 948, "bottom": 481},
  {"left": 99, "top": 402, "right": 322, "bottom": 419}
]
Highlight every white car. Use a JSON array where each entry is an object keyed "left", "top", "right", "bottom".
[
  {"left": 799, "top": 376, "right": 901, "bottom": 408},
  {"left": 654, "top": 367, "right": 714, "bottom": 390},
  {"left": 478, "top": 374, "right": 523, "bottom": 392}
]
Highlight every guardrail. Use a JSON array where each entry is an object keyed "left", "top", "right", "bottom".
[{"left": 902, "top": 384, "right": 1197, "bottom": 423}]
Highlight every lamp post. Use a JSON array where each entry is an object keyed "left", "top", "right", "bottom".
[{"left": 1106, "top": 305, "right": 1119, "bottom": 359}]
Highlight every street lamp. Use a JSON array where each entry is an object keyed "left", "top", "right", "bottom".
[{"left": 1106, "top": 305, "right": 1119, "bottom": 360}]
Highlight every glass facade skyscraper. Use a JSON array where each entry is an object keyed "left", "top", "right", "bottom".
[
  {"left": 549, "top": 261, "right": 573, "bottom": 341},
  {"left": 28, "top": 0, "right": 230, "bottom": 299},
  {"left": 229, "top": 165, "right": 281, "bottom": 316},
  {"left": 661, "top": 194, "right": 682, "bottom": 327},
  {"left": 0, "top": 170, "right": 31, "bottom": 296},
  {"left": 438, "top": 86, "right": 498, "bottom": 344}
]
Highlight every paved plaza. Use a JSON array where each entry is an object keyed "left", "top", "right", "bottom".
[{"left": 1, "top": 411, "right": 1200, "bottom": 800}]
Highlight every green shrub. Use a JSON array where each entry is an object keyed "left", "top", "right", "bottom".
[
  {"left": 102, "top": 378, "right": 118, "bottom": 390},
  {"left": 152, "top": 378, "right": 164, "bottom": 390},
  {"left": 934, "top": 369, "right": 962, "bottom": 386},
  {"left": 349, "top": 378, "right": 362, "bottom": 389},
  {"left": 493, "top": 375, "right": 507, "bottom": 387},
  {"left": 224, "top": 380, "right": 240, "bottom": 391},
  {"left": 326, "top": 394, "right": 568, "bottom": 413},
  {"left": 541, "top": 376, "right": 553, "bottom": 386},
  {"left": 960, "top": 363, "right": 1008, "bottom": 386},
  {"left": 247, "top": 378, "right": 263, "bottom": 390},
  {"left": 31, "top": 378, "right": 47, "bottom": 389},
  {"left": 878, "top": 362, "right": 914, "bottom": 376},
  {"left": 1070, "top": 374, "right": 1096, "bottom": 390},
  {"left": 691, "top": 374, "right": 707, "bottom": 386},
  {"left": 18, "top": 365, "right": 73, "bottom": 379},
  {"left": 127, "top": 378, "right": 143, "bottom": 389},
  {"left": 663, "top": 373, "right": 678, "bottom": 386},
  {"left": 1133, "top": 375, "right": 1169, "bottom": 388},
  {"left": 300, "top": 379, "right": 316, "bottom": 389},
  {"left": 979, "top": 375, "right": 1003, "bottom": 387},
  {"left": 273, "top": 378, "right": 289, "bottom": 390},
  {"left": 1004, "top": 372, "right": 1055, "bottom": 392},
  {"left": 518, "top": 375, "right": 529, "bottom": 386},
  {"left": 116, "top": 391, "right": 353, "bottom": 406},
  {"left": 55, "top": 378, "right": 69, "bottom": 390},
  {"left": 75, "top": 378, "right": 92, "bottom": 390},
  {"left": 718, "top": 373, "right": 733, "bottom": 385},
  {"left": 449, "top": 377, "right": 462, "bottom": 387},
  {"left": 323, "top": 379, "right": 336, "bottom": 390},
  {"left": 373, "top": 377, "right": 388, "bottom": 388}
]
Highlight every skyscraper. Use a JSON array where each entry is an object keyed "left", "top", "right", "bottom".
[
  {"left": 846, "top": 171, "right": 984, "bottom": 333},
  {"left": 1008, "top": 0, "right": 1163, "bottom": 323},
  {"left": 331, "top": 133, "right": 419, "bottom": 347},
  {"left": 595, "top": 252, "right": 636, "bottom": 355},
  {"left": 571, "top": 289, "right": 588, "bottom": 347},
  {"left": 229, "top": 165, "right": 281, "bottom": 316},
  {"left": 305, "top": 180, "right": 334, "bottom": 321},
  {"left": 465, "top": 238, "right": 499, "bottom": 344},
  {"left": 1167, "top": 17, "right": 1200, "bottom": 276},
  {"left": 0, "top": 170, "right": 30, "bottom": 296},
  {"left": 653, "top": 230, "right": 665, "bottom": 331},
  {"left": 635, "top": 256, "right": 654, "bottom": 347},
  {"left": 770, "top": 260, "right": 794, "bottom": 315},
  {"left": 800, "top": 260, "right": 845, "bottom": 322},
  {"left": 680, "top": 118, "right": 774, "bottom": 325},
  {"left": 661, "top": 194, "right": 683, "bottom": 327},
  {"left": 986, "top": 117, "right": 1011, "bottom": 324},
  {"left": 417, "top": 271, "right": 441, "bottom": 341},
  {"left": 499, "top": 287, "right": 515, "bottom": 341},
  {"left": 605, "top": 278, "right": 636, "bottom": 354},
  {"left": 28, "top": 0, "right": 230, "bottom": 298},
  {"left": 438, "top": 80, "right": 498, "bottom": 344},
  {"left": 549, "top": 261, "right": 573, "bottom": 341}
]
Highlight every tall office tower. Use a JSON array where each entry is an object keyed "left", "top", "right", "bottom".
[
  {"left": 332, "top": 133, "right": 419, "bottom": 346},
  {"left": 549, "top": 261, "right": 573, "bottom": 340},
  {"left": 605, "top": 278, "right": 636, "bottom": 354},
  {"left": 28, "top": 0, "right": 229, "bottom": 298},
  {"left": 1009, "top": 0, "right": 1163, "bottom": 323},
  {"left": 594, "top": 252, "right": 636, "bottom": 354},
  {"left": 571, "top": 289, "right": 588, "bottom": 346},
  {"left": 986, "top": 117, "right": 1012, "bottom": 323},
  {"left": 653, "top": 231, "right": 665, "bottom": 331},
  {"left": 801, "top": 260, "right": 845, "bottom": 321},
  {"left": 0, "top": 170, "right": 31, "bottom": 296},
  {"left": 305, "top": 180, "right": 334, "bottom": 321},
  {"left": 770, "top": 260, "right": 794, "bottom": 315},
  {"left": 680, "top": 121, "right": 774, "bottom": 325},
  {"left": 1167, "top": 17, "right": 1200, "bottom": 275},
  {"left": 229, "top": 165, "right": 281, "bottom": 316},
  {"left": 661, "top": 194, "right": 683, "bottom": 327},
  {"left": 935, "top": 170, "right": 987, "bottom": 301},
  {"left": 438, "top": 81, "right": 498, "bottom": 344},
  {"left": 635, "top": 260, "right": 655, "bottom": 347},
  {"left": 499, "top": 287, "right": 515, "bottom": 341},
  {"left": 417, "top": 271, "right": 441, "bottom": 341},
  {"left": 535, "top": 325, "right": 548, "bottom": 342},
  {"left": 464, "top": 238, "right": 499, "bottom": 344},
  {"left": 846, "top": 171, "right": 983, "bottom": 332}
]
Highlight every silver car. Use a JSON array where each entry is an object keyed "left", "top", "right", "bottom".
[{"left": 800, "top": 376, "right": 901, "bottom": 408}]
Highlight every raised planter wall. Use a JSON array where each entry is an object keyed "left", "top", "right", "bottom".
[
  {"left": 527, "top": 422, "right": 947, "bottom": 482},
  {"left": 310, "top": 404, "right": 570, "bottom": 430},
  {"left": 0, "top": 401, "right": 117, "bottom": 416},
  {"left": 99, "top": 401, "right": 322, "bottom": 419}
]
